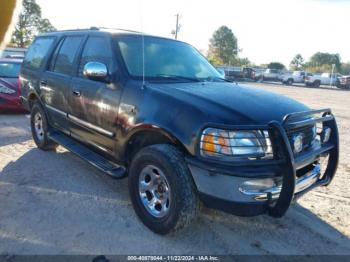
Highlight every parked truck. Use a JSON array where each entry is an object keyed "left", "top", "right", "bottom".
[
  {"left": 281, "top": 71, "right": 307, "bottom": 85},
  {"left": 305, "top": 73, "right": 341, "bottom": 88}
]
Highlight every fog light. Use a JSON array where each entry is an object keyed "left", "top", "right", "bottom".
[
  {"left": 293, "top": 134, "right": 304, "bottom": 154},
  {"left": 322, "top": 127, "right": 331, "bottom": 143},
  {"left": 240, "top": 178, "right": 277, "bottom": 193}
]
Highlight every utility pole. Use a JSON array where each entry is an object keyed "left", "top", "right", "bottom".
[
  {"left": 173, "top": 14, "right": 180, "bottom": 39},
  {"left": 171, "top": 14, "right": 181, "bottom": 39}
]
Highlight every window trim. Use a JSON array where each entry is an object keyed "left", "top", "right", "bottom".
[
  {"left": 47, "top": 34, "right": 86, "bottom": 77},
  {"left": 75, "top": 34, "right": 115, "bottom": 80},
  {"left": 23, "top": 36, "right": 56, "bottom": 71}
]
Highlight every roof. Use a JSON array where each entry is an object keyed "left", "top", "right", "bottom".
[{"left": 38, "top": 27, "right": 183, "bottom": 44}]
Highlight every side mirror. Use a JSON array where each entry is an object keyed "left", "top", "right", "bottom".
[{"left": 83, "top": 62, "right": 108, "bottom": 82}]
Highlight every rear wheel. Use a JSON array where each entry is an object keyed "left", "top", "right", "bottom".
[
  {"left": 313, "top": 81, "right": 321, "bottom": 88},
  {"left": 287, "top": 79, "right": 293, "bottom": 85},
  {"left": 128, "top": 144, "right": 199, "bottom": 234},
  {"left": 30, "top": 102, "right": 57, "bottom": 150}
]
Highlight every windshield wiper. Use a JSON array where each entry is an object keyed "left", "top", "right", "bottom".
[
  {"left": 155, "top": 74, "right": 201, "bottom": 82},
  {"left": 204, "top": 76, "right": 232, "bottom": 83}
]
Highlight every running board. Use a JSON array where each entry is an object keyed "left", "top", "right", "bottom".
[{"left": 48, "top": 131, "right": 126, "bottom": 179}]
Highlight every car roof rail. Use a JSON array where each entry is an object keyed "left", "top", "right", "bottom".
[{"left": 92, "top": 26, "right": 142, "bottom": 34}]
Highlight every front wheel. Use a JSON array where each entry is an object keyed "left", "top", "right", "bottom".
[
  {"left": 30, "top": 102, "right": 57, "bottom": 150},
  {"left": 128, "top": 144, "right": 199, "bottom": 234}
]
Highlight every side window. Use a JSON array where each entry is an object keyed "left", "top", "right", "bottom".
[
  {"left": 53, "top": 36, "right": 83, "bottom": 75},
  {"left": 23, "top": 37, "right": 55, "bottom": 69},
  {"left": 48, "top": 38, "right": 64, "bottom": 71},
  {"left": 78, "top": 36, "right": 113, "bottom": 77}
]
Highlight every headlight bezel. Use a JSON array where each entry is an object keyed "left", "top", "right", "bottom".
[{"left": 199, "top": 126, "right": 274, "bottom": 162}]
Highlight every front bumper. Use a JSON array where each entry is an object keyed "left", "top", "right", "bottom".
[{"left": 186, "top": 109, "right": 339, "bottom": 217}]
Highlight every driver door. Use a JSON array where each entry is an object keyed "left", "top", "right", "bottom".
[{"left": 68, "top": 35, "right": 122, "bottom": 155}]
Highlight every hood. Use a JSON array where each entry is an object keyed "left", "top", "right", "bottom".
[
  {"left": 0, "top": 77, "right": 19, "bottom": 92},
  {"left": 147, "top": 82, "right": 309, "bottom": 125}
]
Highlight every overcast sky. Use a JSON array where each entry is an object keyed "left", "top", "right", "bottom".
[{"left": 36, "top": 0, "right": 350, "bottom": 66}]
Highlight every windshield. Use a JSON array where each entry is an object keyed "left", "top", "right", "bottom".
[
  {"left": 0, "top": 62, "right": 21, "bottom": 78},
  {"left": 116, "top": 35, "right": 222, "bottom": 82}
]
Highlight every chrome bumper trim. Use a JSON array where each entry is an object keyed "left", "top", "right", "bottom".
[{"left": 240, "top": 164, "right": 321, "bottom": 201}]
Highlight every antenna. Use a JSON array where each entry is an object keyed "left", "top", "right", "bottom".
[{"left": 139, "top": 0, "right": 146, "bottom": 89}]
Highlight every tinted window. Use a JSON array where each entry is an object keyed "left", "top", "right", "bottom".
[
  {"left": 23, "top": 37, "right": 54, "bottom": 69},
  {"left": 48, "top": 38, "right": 64, "bottom": 71},
  {"left": 117, "top": 35, "right": 220, "bottom": 80},
  {"left": 53, "top": 36, "right": 83, "bottom": 75},
  {"left": 78, "top": 36, "right": 113, "bottom": 77},
  {"left": 0, "top": 62, "right": 21, "bottom": 77}
]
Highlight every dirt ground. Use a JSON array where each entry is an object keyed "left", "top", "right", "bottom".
[{"left": 0, "top": 82, "right": 349, "bottom": 255}]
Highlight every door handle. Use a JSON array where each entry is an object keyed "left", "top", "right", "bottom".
[
  {"left": 72, "top": 90, "right": 81, "bottom": 97},
  {"left": 40, "top": 80, "right": 47, "bottom": 86}
]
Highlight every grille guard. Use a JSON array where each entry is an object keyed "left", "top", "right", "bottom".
[{"left": 267, "top": 108, "right": 339, "bottom": 217}]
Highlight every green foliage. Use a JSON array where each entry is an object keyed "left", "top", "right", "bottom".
[
  {"left": 10, "top": 0, "right": 56, "bottom": 47},
  {"left": 340, "top": 63, "right": 350, "bottom": 75},
  {"left": 207, "top": 26, "right": 238, "bottom": 65},
  {"left": 290, "top": 54, "right": 305, "bottom": 70},
  {"left": 306, "top": 52, "right": 341, "bottom": 72},
  {"left": 267, "top": 62, "right": 285, "bottom": 70},
  {"left": 305, "top": 64, "right": 333, "bottom": 74}
]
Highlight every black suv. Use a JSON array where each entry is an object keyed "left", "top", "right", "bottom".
[{"left": 20, "top": 28, "right": 339, "bottom": 234}]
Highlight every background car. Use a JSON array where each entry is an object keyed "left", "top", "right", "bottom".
[
  {"left": 305, "top": 72, "right": 341, "bottom": 87},
  {"left": 262, "top": 69, "right": 283, "bottom": 81},
  {"left": 336, "top": 75, "right": 350, "bottom": 89},
  {"left": 281, "top": 71, "right": 307, "bottom": 85},
  {"left": 0, "top": 58, "right": 26, "bottom": 112},
  {"left": 223, "top": 66, "right": 243, "bottom": 81},
  {"left": 0, "top": 47, "right": 27, "bottom": 59}
]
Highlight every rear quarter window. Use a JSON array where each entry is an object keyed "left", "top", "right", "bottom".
[{"left": 23, "top": 37, "right": 55, "bottom": 70}]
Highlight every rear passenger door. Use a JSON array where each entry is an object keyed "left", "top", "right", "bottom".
[
  {"left": 69, "top": 35, "right": 122, "bottom": 155},
  {"left": 41, "top": 35, "right": 85, "bottom": 132}
]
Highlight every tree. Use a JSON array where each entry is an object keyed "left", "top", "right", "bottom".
[
  {"left": 10, "top": 0, "right": 56, "bottom": 47},
  {"left": 340, "top": 62, "right": 350, "bottom": 75},
  {"left": 267, "top": 62, "right": 285, "bottom": 70},
  {"left": 290, "top": 54, "right": 305, "bottom": 70},
  {"left": 307, "top": 52, "right": 341, "bottom": 72},
  {"left": 207, "top": 26, "right": 238, "bottom": 65}
]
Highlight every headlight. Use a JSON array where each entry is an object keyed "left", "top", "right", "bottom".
[
  {"left": 200, "top": 128, "right": 273, "bottom": 160},
  {"left": 0, "top": 85, "right": 16, "bottom": 94}
]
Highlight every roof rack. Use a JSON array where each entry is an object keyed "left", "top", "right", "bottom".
[
  {"left": 91, "top": 27, "right": 142, "bottom": 34},
  {"left": 47, "top": 27, "right": 141, "bottom": 34}
]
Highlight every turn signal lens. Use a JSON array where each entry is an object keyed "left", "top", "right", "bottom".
[{"left": 202, "top": 133, "right": 215, "bottom": 153}]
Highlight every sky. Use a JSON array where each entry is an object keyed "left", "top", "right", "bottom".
[{"left": 36, "top": 0, "right": 350, "bottom": 66}]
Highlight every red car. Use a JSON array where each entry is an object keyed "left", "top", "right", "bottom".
[{"left": 0, "top": 58, "right": 26, "bottom": 112}]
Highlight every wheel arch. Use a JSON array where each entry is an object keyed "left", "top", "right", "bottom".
[
  {"left": 28, "top": 92, "right": 40, "bottom": 109},
  {"left": 123, "top": 125, "right": 189, "bottom": 166}
]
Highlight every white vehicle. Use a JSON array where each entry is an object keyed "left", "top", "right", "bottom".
[
  {"left": 262, "top": 69, "right": 283, "bottom": 81},
  {"left": 282, "top": 71, "right": 306, "bottom": 85},
  {"left": 305, "top": 73, "right": 341, "bottom": 88}
]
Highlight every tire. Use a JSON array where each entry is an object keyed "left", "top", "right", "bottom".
[
  {"left": 128, "top": 144, "right": 199, "bottom": 234},
  {"left": 287, "top": 79, "right": 293, "bottom": 85},
  {"left": 30, "top": 102, "right": 58, "bottom": 150},
  {"left": 313, "top": 81, "right": 320, "bottom": 88}
]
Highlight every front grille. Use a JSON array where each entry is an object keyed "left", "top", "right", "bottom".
[{"left": 286, "top": 125, "right": 315, "bottom": 154}]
